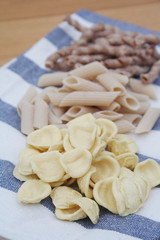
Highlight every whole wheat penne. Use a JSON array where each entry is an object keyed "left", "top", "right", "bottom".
[
  {"left": 109, "top": 71, "right": 129, "bottom": 86},
  {"left": 64, "top": 106, "right": 98, "bottom": 118},
  {"left": 38, "top": 72, "right": 68, "bottom": 87},
  {"left": 51, "top": 104, "right": 68, "bottom": 118},
  {"left": 38, "top": 86, "right": 58, "bottom": 103},
  {"left": 49, "top": 110, "right": 62, "bottom": 124},
  {"left": 20, "top": 101, "right": 34, "bottom": 135},
  {"left": 119, "top": 101, "right": 150, "bottom": 115},
  {"left": 58, "top": 91, "right": 120, "bottom": 107},
  {"left": 17, "top": 86, "right": 37, "bottom": 116},
  {"left": 63, "top": 75, "right": 105, "bottom": 92},
  {"left": 60, "top": 113, "right": 73, "bottom": 122},
  {"left": 129, "top": 78, "right": 157, "bottom": 100},
  {"left": 116, "top": 92, "right": 140, "bottom": 111},
  {"left": 120, "top": 113, "right": 142, "bottom": 126},
  {"left": 47, "top": 92, "right": 68, "bottom": 106},
  {"left": 96, "top": 72, "right": 126, "bottom": 95},
  {"left": 69, "top": 61, "right": 107, "bottom": 80},
  {"left": 99, "top": 102, "right": 121, "bottom": 112},
  {"left": 93, "top": 110, "right": 123, "bottom": 121},
  {"left": 127, "top": 90, "right": 149, "bottom": 102},
  {"left": 33, "top": 98, "right": 49, "bottom": 129},
  {"left": 135, "top": 107, "right": 160, "bottom": 134},
  {"left": 114, "top": 119, "right": 135, "bottom": 133}
]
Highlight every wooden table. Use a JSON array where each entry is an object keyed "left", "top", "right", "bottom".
[{"left": 0, "top": 0, "right": 160, "bottom": 66}]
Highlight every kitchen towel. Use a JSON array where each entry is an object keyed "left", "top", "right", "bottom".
[{"left": 0, "top": 9, "right": 160, "bottom": 240}]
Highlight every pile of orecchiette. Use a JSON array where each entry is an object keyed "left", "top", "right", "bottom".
[{"left": 14, "top": 113, "right": 160, "bottom": 224}]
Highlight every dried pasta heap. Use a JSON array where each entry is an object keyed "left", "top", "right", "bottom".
[
  {"left": 14, "top": 114, "right": 160, "bottom": 223},
  {"left": 45, "top": 15, "right": 160, "bottom": 84},
  {"left": 18, "top": 62, "right": 160, "bottom": 136}
]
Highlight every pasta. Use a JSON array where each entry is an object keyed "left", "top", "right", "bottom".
[
  {"left": 135, "top": 107, "right": 160, "bottom": 134},
  {"left": 58, "top": 91, "right": 121, "bottom": 107},
  {"left": 63, "top": 75, "right": 105, "bottom": 91},
  {"left": 69, "top": 61, "right": 107, "bottom": 80},
  {"left": 14, "top": 113, "right": 160, "bottom": 223},
  {"left": 64, "top": 106, "right": 98, "bottom": 118},
  {"left": 93, "top": 110, "right": 123, "bottom": 121},
  {"left": 38, "top": 72, "right": 68, "bottom": 87},
  {"left": 116, "top": 92, "right": 140, "bottom": 111},
  {"left": 96, "top": 72, "right": 126, "bottom": 95},
  {"left": 17, "top": 86, "right": 37, "bottom": 116},
  {"left": 33, "top": 97, "right": 49, "bottom": 129},
  {"left": 120, "top": 113, "right": 142, "bottom": 126},
  {"left": 129, "top": 78, "right": 157, "bottom": 100},
  {"left": 20, "top": 101, "right": 34, "bottom": 135},
  {"left": 114, "top": 119, "right": 135, "bottom": 133}
]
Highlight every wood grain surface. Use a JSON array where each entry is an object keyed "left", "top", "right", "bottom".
[{"left": 0, "top": 0, "right": 160, "bottom": 66}]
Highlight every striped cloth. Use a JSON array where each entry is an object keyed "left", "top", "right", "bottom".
[{"left": 0, "top": 9, "right": 160, "bottom": 240}]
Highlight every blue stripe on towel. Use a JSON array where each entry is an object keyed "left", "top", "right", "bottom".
[
  {"left": 8, "top": 56, "right": 50, "bottom": 86},
  {"left": 0, "top": 99, "right": 21, "bottom": 131},
  {"left": 45, "top": 27, "right": 73, "bottom": 48},
  {"left": 0, "top": 158, "right": 160, "bottom": 240}
]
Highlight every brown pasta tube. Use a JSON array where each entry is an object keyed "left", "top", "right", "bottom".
[{"left": 141, "top": 59, "right": 160, "bottom": 84}]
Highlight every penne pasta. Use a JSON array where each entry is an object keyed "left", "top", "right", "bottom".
[
  {"left": 38, "top": 86, "right": 58, "bottom": 104},
  {"left": 20, "top": 101, "right": 34, "bottom": 135},
  {"left": 127, "top": 90, "right": 149, "bottom": 102},
  {"left": 51, "top": 104, "right": 68, "bottom": 118},
  {"left": 47, "top": 92, "right": 68, "bottom": 106},
  {"left": 119, "top": 101, "right": 150, "bottom": 115},
  {"left": 49, "top": 110, "right": 62, "bottom": 124},
  {"left": 17, "top": 86, "right": 37, "bottom": 116},
  {"left": 120, "top": 113, "right": 142, "bottom": 126},
  {"left": 64, "top": 106, "right": 98, "bottom": 118},
  {"left": 114, "top": 119, "right": 135, "bottom": 133},
  {"left": 99, "top": 102, "right": 121, "bottom": 112},
  {"left": 33, "top": 98, "right": 49, "bottom": 129},
  {"left": 69, "top": 61, "right": 107, "bottom": 80},
  {"left": 63, "top": 75, "right": 105, "bottom": 92},
  {"left": 129, "top": 78, "right": 157, "bottom": 100},
  {"left": 109, "top": 71, "right": 129, "bottom": 86},
  {"left": 96, "top": 72, "right": 126, "bottom": 95},
  {"left": 93, "top": 110, "right": 123, "bottom": 121},
  {"left": 58, "top": 91, "right": 120, "bottom": 107},
  {"left": 57, "top": 85, "right": 72, "bottom": 93},
  {"left": 60, "top": 113, "right": 73, "bottom": 122},
  {"left": 116, "top": 92, "right": 140, "bottom": 111},
  {"left": 38, "top": 72, "right": 68, "bottom": 87},
  {"left": 135, "top": 107, "right": 160, "bottom": 134}
]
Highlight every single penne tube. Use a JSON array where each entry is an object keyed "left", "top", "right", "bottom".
[
  {"left": 119, "top": 101, "right": 150, "bottom": 115},
  {"left": 63, "top": 75, "right": 105, "bottom": 92},
  {"left": 49, "top": 110, "right": 62, "bottom": 124},
  {"left": 64, "top": 106, "right": 98, "bottom": 118},
  {"left": 99, "top": 102, "right": 121, "bottom": 112},
  {"left": 120, "top": 113, "right": 142, "bottom": 126},
  {"left": 129, "top": 78, "right": 157, "bottom": 100},
  {"left": 127, "top": 90, "right": 149, "bottom": 102},
  {"left": 96, "top": 72, "right": 126, "bottom": 95},
  {"left": 114, "top": 119, "right": 135, "bottom": 133},
  {"left": 38, "top": 72, "right": 68, "bottom": 87},
  {"left": 33, "top": 98, "right": 49, "bottom": 129},
  {"left": 116, "top": 92, "right": 140, "bottom": 111},
  {"left": 109, "top": 71, "right": 129, "bottom": 86},
  {"left": 135, "top": 107, "right": 160, "bottom": 134},
  {"left": 69, "top": 61, "right": 107, "bottom": 80},
  {"left": 58, "top": 91, "right": 121, "bottom": 107},
  {"left": 17, "top": 86, "right": 37, "bottom": 116},
  {"left": 47, "top": 92, "right": 68, "bottom": 106},
  {"left": 93, "top": 110, "right": 123, "bottom": 121},
  {"left": 20, "top": 101, "right": 34, "bottom": 135}
]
